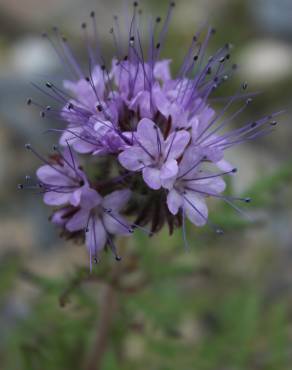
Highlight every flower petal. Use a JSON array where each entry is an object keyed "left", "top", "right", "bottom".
[
  {"left": 183, "top": 192, "right": 208, "bottom": 226},
  {"left": 118, "top": 147, "right": 150, "bottom": 171},
  {"left": 177, "top": 147, "right": 203, "bottom": 179},
  {"left": 103, "top": 213, "right": 131, "bottom": 235},
  {"left": 103, "top": 189, "right": 131, "bottom": 212},
  {"left": 154, "top": 59, "right": 172, "bottom": 82},
  {"left": 194, "top": 176, "right": 226, "bottom": 194},
  {"left": 129, "top": 91, "right": 152, "bottom": 119},
  {"left": 51, "top": 208, "right": 70, "bottom": 226},
  {"left": 167, "top": 189, "right": 183, "bottom": 215},
  {"left": 160, "top": 159, "right": 178, "bottom": 190},
  {"left": 85, "top": 217, "right": 107, "bottom": 255},
  {"left": 37, "top": 165, "right": 70, "bottom": 186},
  {"left": 79, "top": 187, "right": 102, "bottom": 209},
  {"left": 136, "top": 118, "right": 165, "bottom": 158},
  {"left": 66, "top": 208, "right": 89, "bottom": 232},
  {"left": 59, "top": 126, "right": 82, "bottom": 146},
  {"left": 153, "top": 93, "right": 170, "bottom": 118},
  {"left": 44, "top": 191, "right": 71, "bottom": 206},
  {"left": 165, "top": 130, "right": 190, "bottom": 161},
  {"left": 142, "top": 167, "right": 161, "bottom": 190},
  {"left": 215, "top": 159, "right": 234, "bottom": 173}
]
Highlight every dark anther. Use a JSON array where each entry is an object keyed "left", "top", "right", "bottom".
[
  {"left": 27, "top": 98, "right": 32, "bottom": 105},
  {"left": 156, "top": 42, "right": 161, "bottom": 49},
  {"left": 133, "top": 1, "right": 138, "bottom": 7},
  {"left": 94, "top": 257, "right": 98, "bottom": 264},
  {"left": 124, "top": 55, "right": 128, "bottom": 61},
  {"left": 40, "top": 111, "right": 45, "bottom": 118},
  {"left": 68, "top": 103, "right": 74, "bottom": 110},
  {"left": 101, "top": 65, "right": 106, "bottom": 70},
  {"left": 46, "top": 106, "right": 51, "bottom": 111},
  {"left": 207, "top": 67, "right": 212, "bottom": 75},
  {"left": 251, "top": 122, "right": 257, "bottom": 128},
  {"left": 25, "top": 143, "right": 32, "bottom": 150},
  {"left": 226, "top": 54, "right": 230, "bottom": 60},
  {"left": 97, "top": 105, "right": 103, "bottom": 112},
  {"left": 17, "top": 184, "right": 24, "bottom": 189},
  {"left": 52, "top": 26, "right": 58, "bottom": 32},
  {"left": 79, "top": 180, "right": 85, "bottom": 186},
  {"left": 53, "top": 144, "right": 58, "bottom": 150},
  {"left": 109, "top": 27, "right": 114, "bottom": 34},
  {"left": 113, "top": 15, "right": 118, "bottom": 20},
  {"left": 244, "top": 197, "right": 251, "bottom": 203},
  {"left": 232, "top": 168, "right": 238, "bottom": 173},
  {"left": 81, "top": 22, "right": 87, "bottom": 29},
  {"left": 90, "top": 11, "right": 95, "bottom": 17},
  {"left": 156, "top": 16, "right": 161, "bottom": 23},
  {"left": 214, "top": 77, "right": 219, "bottom": 83},
  {"left": 216, "top": 228, "right": 224, "bottom": 235},
  {"left": 130, "top": 36, "right": 135, "bottom": 42},
  {"left": 115, "top": 256, "right": 122, "bottom": 261},
  {"left": 193, "top": 35, "right": 197, "bottom": 42},
  {"left": 193, "top": 55, "right": 198, "bottom": 61},
  {"left": 85, "top": 76, "right": 90, "bottom": 82},
  {"left": 232, "top": 63, "right": 238, "bottom": 70},
  {"left": 46, "top": 82, "right": 53, "bottom": 88},
  {"left": 270, "top": 120, "right": 277, "bottom": 126},
  {"left": 170, "top": 2, "right": 176, "bottom": 7},
  {"left": 246, "top": 98, "right": 253, "bottom": 105},
  {"left": 219, "top": 57, "right": 225, "bottom": 63},
  {"left": 242, "top": 82, "right": 248, "bottom": 90},
  {"left": 211, "top": 28, "right": 216, "bottom": 34},
  {"left": 41, "top": 32, "right": 47, "bottom": 38},
  {"left": 85, "top": 227, "right": 89, "bottom": 232}
]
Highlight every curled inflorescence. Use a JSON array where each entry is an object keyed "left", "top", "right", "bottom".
[{"left": 21, "top": 2, "right": 281, "bottom": 267}]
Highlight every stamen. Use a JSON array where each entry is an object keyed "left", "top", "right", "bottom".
[
  {"left": 103, "top": 208, "right": 134, "bottom": 233},
  {"left": 107, "top": 234, "right": 122, "bottom": 261}
]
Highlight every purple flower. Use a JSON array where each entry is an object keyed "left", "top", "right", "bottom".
[
  {"left": 119, "top": 118, "right": 190, "bottom": 190},
  {"left": 166, "top": 149, "right": 227, "bottom": 226},
  {"left": 63, "top": 189, "right": 132, "bottom": 263},
  {"left": 36, "top": 147, "right": 89, "bottom": 206}
]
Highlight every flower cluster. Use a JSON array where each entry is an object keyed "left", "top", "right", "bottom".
[{"left": 22, "top": 2, "right": 280, "bottom": 265}]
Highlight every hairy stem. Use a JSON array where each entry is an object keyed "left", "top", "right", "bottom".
[
  {"left": 85, "top": 281, "right": 117, "bottom": 370},
  {"left": 84, "top": 245, "right": 126, "bottom": 370}
]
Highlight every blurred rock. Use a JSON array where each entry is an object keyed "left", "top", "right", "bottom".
[
  {"left": 239, "top": 40, "right": 292, "bottom": 85},
  {"left": 9, "top": 37, "right": 58, "bottom": 77}
]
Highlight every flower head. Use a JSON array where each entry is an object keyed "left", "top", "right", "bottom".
[{"left": 23, "top": 2, "right": 281, "bottom": 266}]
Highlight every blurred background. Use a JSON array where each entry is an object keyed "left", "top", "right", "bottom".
[{"left": 1, "top": 0, "right": 292, "bottom": 369}]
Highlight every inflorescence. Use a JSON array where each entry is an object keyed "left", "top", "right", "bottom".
[{"left": 20, "top": 2, "right": 282, "bottom": 268}]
